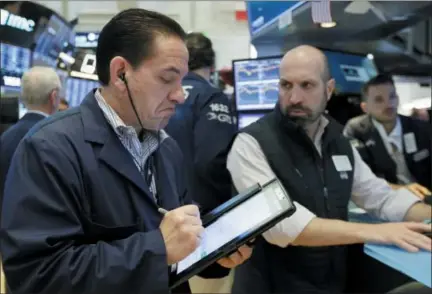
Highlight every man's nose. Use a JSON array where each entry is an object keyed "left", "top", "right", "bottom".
[
  {"left": 170, "top": 84, "right": 186, "bottom": 104},
  {"left": 288, "top": 87, "right": 303, "bottom": 104}
]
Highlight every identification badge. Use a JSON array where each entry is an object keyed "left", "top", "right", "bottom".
[
  {"left": 403, "top": 133, "right": 418, "bottom": 154},
  {"left": 413, "top": 149, "right": 429, "bottom": 162},
  {"left": 332, "top": 155, "right": 353, "bottom": 172}
]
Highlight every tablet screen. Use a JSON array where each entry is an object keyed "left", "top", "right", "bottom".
[{"left": 176, "top": 181, "right": 290, "bottom": 273}]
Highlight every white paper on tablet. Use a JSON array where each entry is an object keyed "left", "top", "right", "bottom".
[{"left": 176, "top": 182, "right": 287, "bottom": 273}]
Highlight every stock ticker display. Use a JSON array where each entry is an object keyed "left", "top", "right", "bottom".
[
  {"left": 66, "top": 77, "right": 99, "bottom": 107},
  {"left": 0, "top": 43, "right": 31, "bottom": 89},
  {"left": 33, "top": 14, "right": 73, "bottom": 62},
  {"left": 233, "top": 57, "right": 281, "bottom": 111}
]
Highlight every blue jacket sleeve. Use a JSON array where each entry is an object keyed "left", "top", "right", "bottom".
[
  {"left": 193, "top": 91, "right": 236, "bottom": 212},
  {"left": 0, "top": 136, "right": 170, "bottom": 294}
]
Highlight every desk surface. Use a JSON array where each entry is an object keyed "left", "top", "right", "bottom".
[
  {"left": 364, "top": 244, "right": 431, "bottom": 288},
  {"left": 349, "top": 210, "right": 431, "bottom": 288}
]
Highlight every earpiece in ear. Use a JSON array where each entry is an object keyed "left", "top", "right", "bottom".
[{"left": 119, "top": 73, "right": 126, "bottom": 82}]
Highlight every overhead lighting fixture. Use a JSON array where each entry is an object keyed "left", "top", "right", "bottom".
[
  {"left": 320, "top": 21, "right": 337, "bottom": 28},
  {"left": 367, "top": 53, "right": 374, "bottom": 59}
]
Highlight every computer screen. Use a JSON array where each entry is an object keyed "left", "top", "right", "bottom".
[
  {"left": 66, "top": 77, "right": 99, "bottom": 107},
  {"left": 237, "top": 112, "right": 267, "bottom": 129},
  {"left": 233, "top": 57, "right": 281, "bottom": 111},
  {"left": 322, "top": 50, "right": 378, "bottom": 95},
  {"left": 0, "top": 43, "right": 31, "bottom": 91},
  {"left": 32, "top": 13, "right": 73, "bottom": 63}
]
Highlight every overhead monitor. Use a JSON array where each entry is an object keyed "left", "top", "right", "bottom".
[
  {"left": 0, "top": 1, "right": 73, "bottom": 51},
  {"left": 233, "top": 56, "right": 281, "bottom": 111},
  {"left": 66, "top": 77, "right": 99, "bottom": 107},
  {"left": 32, "top": 13, "right": 73, "bottom": 63},
  {"left": 237, "top": 111, "right": 268, "bottom": 129},
  {"left": 321, "top": 49, "right": 378, "bottom": 95},
  {"left": 0, "top": 42, "right": 31, "bottom": 92}
]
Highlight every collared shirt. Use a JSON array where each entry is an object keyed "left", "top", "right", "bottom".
[
  {"left": 94, "top": 89, "right": 168, "bottom": 199},
  {"left": 372, "top": 117, "right": 403, "bottom": 154},
  {"left": 227, "top": 115, "right": 420, "bottom": 248},
  {"left": 372, "top": 117, "right": 415, "bottom": 184}
]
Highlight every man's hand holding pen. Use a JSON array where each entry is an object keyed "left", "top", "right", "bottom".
[
  {"left": 158, "top": 205, "right": 252, "bottom": 268},
  {"left": 159, "top": 205, "right": 204, "bottom": 265}
]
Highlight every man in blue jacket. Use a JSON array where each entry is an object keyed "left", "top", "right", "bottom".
[
  {"left": 0, "top": 66, "right": 61, "bottom": 212},
  {"left": 0, "top": 9, "right": 250, "bottom": 294},
  {"left": 166, "top": 32, "right": 236, "bottom": 214}
]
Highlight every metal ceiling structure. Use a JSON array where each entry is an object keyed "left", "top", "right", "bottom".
[{"left": 252, "top": 1, "right": 432, "bottom": 77}]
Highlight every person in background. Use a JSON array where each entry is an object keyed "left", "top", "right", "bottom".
[
  {"left": 410, "top": 107, "right": 430, "bottom": 122},
  {"left": 0, "top": 66, "right": 61, "bottom": 211},
  {"left": 165, "top": 32, "right": 238, "bottom": 293},
  {"left": 58, "top": 98, "right": 69, "bottom": 111},
  {"left": 344, "top": 74, "right": 431, "bottom": 202},
  {"left": 0, "top": 9, "right": 250, "bottom": 294},
  {"left": 165, "top": 32, "right": 236, "bottom": 214},
  {"left": 227, "top": 45, "right": 432, "bottom": 294}
]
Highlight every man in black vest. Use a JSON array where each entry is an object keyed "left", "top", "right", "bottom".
[
  {"left": 227, "top": 45, "right": 432, "bottom": 294},
  {"left": 344, "top": 74, "right": 431, "bottom": 202}
]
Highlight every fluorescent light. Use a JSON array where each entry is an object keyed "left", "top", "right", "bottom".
[{"left": 320, "top": 21, "right": 337, "bottom": 28}]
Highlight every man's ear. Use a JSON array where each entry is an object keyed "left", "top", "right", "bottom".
[
  {"left": 110, "top": 56, "right": 128, "bottom": 90},
  {"left": 49, "top": 89, "right": 59, "bottom": 111},
  {"left": 326, "top": 78, "right": 335, "bottom": 101},
  {"left": 360, "top": 101, "right": 367, "bottom": 113}
]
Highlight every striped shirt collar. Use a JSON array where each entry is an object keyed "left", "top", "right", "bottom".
[{"left": 94, "top": 88, "right": 168, "bottom": 143}]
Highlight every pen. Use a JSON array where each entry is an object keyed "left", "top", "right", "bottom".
[{"left": 158, "top": 207, "right": 169, "bottom": 215}]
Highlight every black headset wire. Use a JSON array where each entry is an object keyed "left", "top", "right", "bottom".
[{"left": 120, "top": 73, "right": 161, "bottom": 207}]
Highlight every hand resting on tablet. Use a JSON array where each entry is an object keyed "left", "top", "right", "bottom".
[{"left": 216, "top": 245, "right": 253, "bottom": 268}]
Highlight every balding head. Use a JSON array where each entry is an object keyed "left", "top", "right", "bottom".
[
  {"left": 281, "top": 45, "right": 330, "bottom": 82},
  {"left": 278, "top": 45, "right": 335, "bottom": 129}
]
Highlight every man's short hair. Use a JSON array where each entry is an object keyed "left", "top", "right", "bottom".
[
  {"left": 96, "top": 8, "right": 187, "bottom": 85},
  {"left": 361, "top": 74, "right": 394, "bottom": 101},
  {"left": 185, "top": 32, "right": 215, "bottom": 71},
  {"left": 20, "top": 66, "right": 61, "bottom": 107}
]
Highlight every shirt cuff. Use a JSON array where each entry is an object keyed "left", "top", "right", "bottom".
[
  {"left": 262, "top": 201, "right": 316, "bottom": 248},
  {"left": 381, "top": 188, "right": 421, "bottom": 222}
]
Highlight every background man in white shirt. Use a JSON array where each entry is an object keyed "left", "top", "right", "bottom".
[
  {"left": 344, "top": 74, "right": 431, "bottom": 201},
  {"left": 227, "top": 45, "right": 432, "bottom": 294}
]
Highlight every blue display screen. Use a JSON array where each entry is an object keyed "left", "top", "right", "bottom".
[
  {"left": 66, "top": 77, "right": 99, "bottom": 107},
  {"left": 0, "top": 43, "right": 31, "bottom": 89},
  {"left": 33, "top": 14, "right": 72, "bottom": 61},
  {"left": 323, "top": 50, "right": 378, "bottom": 95},
  {"left": 233, "top": 57, "right": 281, "bottom": 111}
]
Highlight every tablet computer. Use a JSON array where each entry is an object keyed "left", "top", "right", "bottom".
[{"left": 169, "top": 178, "right": 296, "bottom": 289}]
